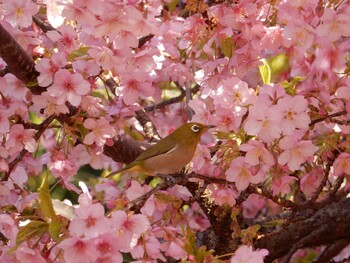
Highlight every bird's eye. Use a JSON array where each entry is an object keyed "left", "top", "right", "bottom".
[{"left": 191, "top": 125, "right": 200, "bottom": 133}]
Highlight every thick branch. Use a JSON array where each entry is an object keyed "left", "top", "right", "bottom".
[
  {"left": 0, "top": 24, "right": 44, "bottom": 94},
  {"left": 255, "top": 197, "right": 350, "bottom": 262}
]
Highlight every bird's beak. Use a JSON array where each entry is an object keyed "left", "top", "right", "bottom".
[{"left": 205, "top": 125, "right": 216, "bottom": 130}]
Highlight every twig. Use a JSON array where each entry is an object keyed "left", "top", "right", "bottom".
[
  {"left": 309, "top": 110, "right": 347, "bottom": 126},
  {"left": 3, "top": 115, "right": 55, "bottom": 181},
  {"left": 312, "top": 239, "right": 350, "bottom": 263},
  {"left": 144, "top": 84, "right": 200, "bottom": 112},
  {"left": 253, "top": 187, "right": 298, "bottom": 209},
  {"left": 32, "top": 15, "right": 58, "bottom": 33},
  {"left": 135, "top": 109, "right": 161, "bottom": 142},
  {"left": 138, "top": 34, "right": 154, "bottom": 48}
]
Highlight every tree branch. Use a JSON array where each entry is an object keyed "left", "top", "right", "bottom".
[
  {"left": 3, "top": 115, "right": 55, "bottom": 181},
  {"left": 255, "top": 197, "right": 350, "bottom": 262},
  {"left": 0, "top": 24, "right": 44, "bottom": 94}
]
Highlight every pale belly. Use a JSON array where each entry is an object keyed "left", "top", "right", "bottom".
[{"left": 141, "top": 146, "right": 195, "bottom": 175}]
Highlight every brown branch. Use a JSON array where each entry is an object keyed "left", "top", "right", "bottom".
[
  {"left": 0, "top": 24, "right": 44, "bottom": 94},
  {"left": 253, "top": 186, "right": 298, "bottom": 209},
  {"left": 138, "top": 34, "right": 154, "bottom": 48},
  {"left": 32, "top": 15, "right": 57, "bottom": 33},
  {"left": 312, "top": 239, "right": 350, "bottom": 263},
  {"left": 309, "top": 110, "right": 347, "bottom": 126},
  {"left": 144, "top": 84, "right": 200, "bottom": 112},
  {"left": 254, "top": 197, "right": 350, "bottom": 262},
  {"left": 135, "top": 109, "right": 161, "bottom": 142},
  {"left": 3, "top": 115, "right": 55, "bottom": 181}
]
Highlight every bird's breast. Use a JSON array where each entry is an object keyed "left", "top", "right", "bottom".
[{"left": 141, "top": 145, "right": 196, "bottom": 175}]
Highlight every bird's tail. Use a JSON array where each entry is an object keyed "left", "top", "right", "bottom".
[{"left": 105, "top": 165, "right": 131, "bottom": 178}]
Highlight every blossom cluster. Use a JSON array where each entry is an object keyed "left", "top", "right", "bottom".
[{"left": 0, "top": 0, "right": 350, "bottom": 262}]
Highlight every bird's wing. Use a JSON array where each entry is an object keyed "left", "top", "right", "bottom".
[
  {"left": 105, "top": 137, "right": 177, "bottom": 178},
  {"left": 133, "top": 136, "right": 177, "bottom": 162}
]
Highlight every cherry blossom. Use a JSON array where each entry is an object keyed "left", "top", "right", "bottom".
[
  {"left": 278, "top": 136, "right": 318, "bottom": 171},
  {"left": 110, "top": 210, "right": 150, "bottom": 252},
  {"left": 1, "top": 0, "right": 350, "bottom": 262},
  {"left": 1, "top": 0, "right": 38, "bottom": 28},
  {"left": 226, "top": 157, "right": 265, "bottom": 191},
  {"left": 69, "top": 203, "right": 111, "bottom": 238},
  {"left": 230, "top": 245, "right": 268, "bottom": 263},
  {"left": 59, "top": 237, "right": 98, "bottom": 263},
  {"left": 5, "top": 124, "right": 36, "bottom": 155},
  {"left": 83, "top": 118, "right": 116, "bottom": 147},
  {"left": 333, "top": 153, "right": 350, "bottom": 177},
  {"left": 47, "top": 69, "right": 90, "bottom": 107}
]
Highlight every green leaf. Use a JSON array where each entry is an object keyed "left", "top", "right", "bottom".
[
  {"left": 38, "top": 173, "right": 56, "bottom": 221},
  {"left": 10, "top": 221, "right": 48, "bottom": 252},
  {"left": 280, "top": 76, "right": 306, "bottom": 95},
  {"left": 220, "top": 37, "right": 233, "bottom": 58},
  {"left": 168, "top": 0, "right": 179, "bottom": 13},
  {"left": 48, "top": 220, "right": 62, "bottom": 242},
  {"left": 67, "top": 46, "right": 90, "bottom": 61},
  {"left": 258, "top": 59, "right": 271, "bottom": 84}
]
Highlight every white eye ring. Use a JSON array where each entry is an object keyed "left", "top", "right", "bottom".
[{"left": 191, "top": 125, "right": 200, "bottom": 133}]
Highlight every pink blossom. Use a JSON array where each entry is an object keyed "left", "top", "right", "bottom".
[
  {"left": 15, "top": 243, "right": 46, "bottom": 263},
  {"left": 80, "top": 96, "right": 105, "bottom": 117},
  {"left": 272, "top": 175, "right": 296, "bottom": 196},
  {"left": 282, "top": 23, "right": 315, "bottom": 52},
  {"left": 0, "top": 214, "right": 18, "bottom": 245},
  {"left": 117, "top": 71, "right": 154, "bottom": 105},
  {"left": 213, "top": 77, "right": 253, "bottom": 109},
  {"left": 88, "top": 46, "right": 119, "bottom": 70},
  {"left": 0, "top": 107, "right": 10, "bottom": 134},
  {"left": 69, "top": 203, "right": 111, "bottom": 238},
  {"left": 94, "top": 232, "right": 123, "bottom": 262},
  {"left": 240, "top": 140, "right": 275, "bottom": 167},
  {"left": 47, "top": 69, "right": 90, "bottom": 107},
  {"left": 83, "top": 118, "right": 116, "bottom": 147},
  {"left": 316, "top": 8, "right": 350, "bottom": 41},
  {"left": 211, "top": 188, "right": 236, "bottom": 206},
  {"left": 2, "top": 0, "right": 38, "bottom": 28},
  {"left": 242, "top": 194, "right": 267, "bottom": 218},
  {"left": 3, "top": 74, "right": 28, "bottom": 100},
  {"left": 333, "top": 153, "right": 350, "bottom": 177},
  {"left": 113, "top": 30, "right": 139, "bottom": 49},
  {"left": 230, "top": 245, "right": 268, "bottom": 263},
  {"left": 226, "top": 157, "right": 265, "bottom": 191},
  {"left": 9, "top": 166, "right": 28, "bottom": 187},
  {"left": 59, "top": 237, "right": 98, "bottom": 263},
  {"left": 278, "top": 137, "right": 317, "bottom": 171},
  {"left": 31, "top": 92, "right": 70, "bottom": 116},
  {"left": 35, "top": 53, "right": 66, "bottom": 87},
  {"left": 46, "top": 149, "right": 79, "bottom": 192},
  {"left": 154, "top": 227, "right": 187, "bottom": 260},
  {"left": 276, "top": 95, "right": 310, "bottom": 135},
  {"left": 261, "top": 26, "right": 282, "bottom": 52},
  {"left": 72, "top": 60, "right": 101, "bottom": 76},
  {"left": 130, "top": 235, "right": 165, "bottom": 261},
  {"left": 126, "top": 180, "right": 151, "bottom": 201},
  {"left": 93, "top": 8, "right": 131, "bottom": 39},
  {"left": 301, "top": 168, "right": 323, "bottom": 197},
  {"left": 244, "top": 100, "right": 282, "bottom": 143},
  {"left": 110, "top": 210, "right": 150, "bottom": 252},
  {"left": 46, "top": 0, "right": 65, "bottom": 28},
  {"left": 212, "top": 105, "right": 245, "bottom": 133},
  {"left": 46, "top": 24, "right": 78, "bottom": 52},
  {"left": 188, "top": 99, "right": 213, "bottom": 124},
  {"left": 5, "top": 124, "right": 36, "bottom": 155}
]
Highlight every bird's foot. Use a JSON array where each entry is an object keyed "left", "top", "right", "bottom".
[{"left": 157, "top": 173, "right": 176, "bottom": 184}]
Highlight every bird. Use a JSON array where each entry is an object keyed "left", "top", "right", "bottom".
[{"left": 106, "top": 122, "right": 215, "bottom": 177}]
